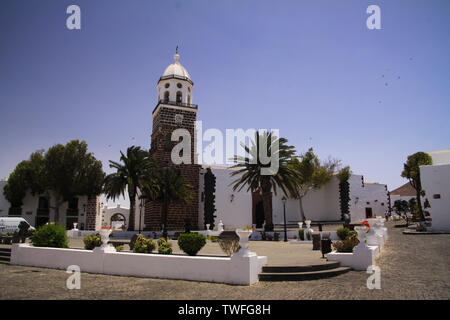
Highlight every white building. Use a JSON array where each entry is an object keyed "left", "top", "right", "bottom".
[
  {"left": 420, "top": 149, "right": 450, "bottom": 232},
  {"left": 0, "top": 180, "right": 100, "bottom": 230}
]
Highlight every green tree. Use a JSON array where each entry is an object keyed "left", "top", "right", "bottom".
[
  {"left": 401, "top": 152, "right": 432, "bottom": 221},
  {"left": 104, "top": 146, "right": 156, "bottom": 231},
  {"left": 393, "top": 199, "right": 410, "bottom": 225},
  {"left": 229, "top": 131, "right": 299, "bottom": 231},
  {"left": 289, "top": 148, "right": 339, "bottom": 221},
  {"left": 3, "top": 151, "right": 46, "bottom": 212},
  {"left": 44, "top": 140, "right": 105, "bottom": 223},
  {"left": 4, "top": 141, "right": 104, "bottom": 222},
  {"left": 336, "top": 166, "right": 352, "bottom": 221}
]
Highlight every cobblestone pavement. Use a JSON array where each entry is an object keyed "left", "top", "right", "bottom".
[{"left": 0, "top": 221, "right": 449, "bottom": 300}]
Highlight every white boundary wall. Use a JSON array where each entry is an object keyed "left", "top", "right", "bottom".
[{"left": 11, "top": 244, "right": 267, "bottom": 285}]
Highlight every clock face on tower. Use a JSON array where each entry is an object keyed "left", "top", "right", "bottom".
[{"left": 175, "top": 113, "right": 183, "bottom": 124}]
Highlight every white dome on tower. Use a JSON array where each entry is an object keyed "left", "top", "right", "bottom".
[{"left": 162, "top": 54, "right": 191, "bottom": 80}]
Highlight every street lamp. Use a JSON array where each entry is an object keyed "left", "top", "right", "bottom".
[
  {"left": 282, "top": 196, "right": 287, "bottom": 242},
  {"left": 162, "top": 162, "right": 169, "bottom": 240},
  {"left": 138, "top": 193, "right": 145, "bottom": 235}
]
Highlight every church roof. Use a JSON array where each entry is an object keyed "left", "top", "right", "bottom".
[
  {"left": 390, "top": 182, "right": 416, "bottom": 196},
  {"left": 159, "top": 53, "right": 192, "bottom": 84}
]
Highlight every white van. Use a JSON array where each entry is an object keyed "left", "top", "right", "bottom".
[{"left": 0, "top": 217, "right": 36, "bottom": 234}]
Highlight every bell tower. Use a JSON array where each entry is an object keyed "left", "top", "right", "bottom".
[{"left": 144, "top": 52, "right": 200, "bottom": 231}]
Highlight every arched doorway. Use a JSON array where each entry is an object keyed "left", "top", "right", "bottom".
[{"left": 110, "top": 213, "right": 127, "bottom": 230}]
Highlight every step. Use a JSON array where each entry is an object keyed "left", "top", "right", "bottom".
[
  {"left": 0, "top": 256, "right": 10, "bottom": 263},
  {"left": 0, "top": 252, "right": 11, "bottom": 258},
  {"left": 262, "top": 261, "right": 341, "bottom": 273},
  {"left": 259, "top": 266, "right": 351, "bottom": 281},
  {"left": 0, "top": 248, "right": 12, "bottom": 253}
]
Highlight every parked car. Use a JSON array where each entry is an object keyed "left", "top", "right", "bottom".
[{"left": 0, "top": 217, "right": 36, "bottom": 234}]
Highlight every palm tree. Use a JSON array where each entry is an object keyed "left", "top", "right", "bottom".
[
  {"left": 229, "top": 131, "right": 299, "bottom": 231},
  {"left": 142, "top": 166, "right": 192, "bottom": 238},
  {"left": 103, "top": 146, "right": 157, "bottom": 231}
]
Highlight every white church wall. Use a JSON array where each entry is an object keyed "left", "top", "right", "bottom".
[
  {"left": 199, "top": 167, "right": 252, "bottom": 230},
  {"left": 420, "top": 164, "right": 450, "bottom": 232}
]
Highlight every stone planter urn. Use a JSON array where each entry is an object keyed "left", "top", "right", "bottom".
[
  {"left": 73, "top": 222, "right": 78, "bottom": 231},
  {"left": 304, "top": 220, "right": 313, "bottom": 238},
  {"left": 99, "top": 227, "right": 112, "bottom": 248},
  {"left": 235, "top": 229, "right": 254, "bottom": 257},
  {"left": 206, "top": 223, "right": 210, "bottom": 230},
  {"left": 354, "top": 226, "right": 368, "bottom": 248},
  {"left": 217, "top": 220, "right": 224, "bottom": 232},
  {"left": 298, "top": 222, "right": 303, "bottom": 229}
]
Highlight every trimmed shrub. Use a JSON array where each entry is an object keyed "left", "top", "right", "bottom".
[
  {"left": 133, "top": 235, "right": 156, "bottom": 253},
  {"left": 157, "top": 237, "right": 167, "bottom": 246},
  {"left": 305, "top": 231, "right": 312, "bottom": 241},
  {"left": 83, "top": 234, "right": 102, "bottom": 250},
  {"left": 31, "top": 223, "right": 68, "bottom": 248},
  {"left": 178, "top": 233, "right": 206, "bottom": 256},
  {"left": 337, "top": 227, "right": 351, "bottom": 240},
  {"left": 115, "top": 245, "right": 124, "bottom": 252},
  {"left": 206, "top": 235, "right": 219, "bottom": 242},
  {"left": 158, "top": 240, "right": 173, "bottom": 255},
  {"left": 298, "top": 229, "right": 305, "bottom": 241}
]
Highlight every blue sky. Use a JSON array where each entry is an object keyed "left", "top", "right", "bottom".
[{"left": 1, "top": 0, "right": 449, "bottom": 206}]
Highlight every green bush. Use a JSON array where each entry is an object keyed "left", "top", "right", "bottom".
[
  {"left": 115, "top": 245, "right": 124, "bottom": 252},
  {"left": 298, "top": 229, "right": 305, "bottom": 241},
  {"left": 348, "top": 230, "right": 357, "bottom": 239},
  {"left": 83, "top": 234, "right": 102, "bottom": 250},
  {"left": 305, "top": 231, "right": 312, "bottom": 241},
  {"left": 133, "top": 235, "right": 156, "bottom": 254},
  {"left": 158, "top": 240, "right": 173, "bottom": 255},
  {"left": 337, "top": 227, "right": 351, "bottom": 240},
  {"left": 31, "top": 223, "right": 68, "bottom": 248},
  {"left": 206, "top": 235, "right": 219, "bottom": 242},
  {"left": 178, "top": 233, "right": 206, "bottom": 256},
  {"left": 332, "top": 237, "right": 360, "bottom": 253},
  {"left": 157, "top": 237, "right": 167, "bottom": 246}
]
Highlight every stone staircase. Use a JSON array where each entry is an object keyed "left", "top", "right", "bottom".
[
  {"left": 0, "top": 247, "right": 11, "bottom": 264},
  {"left": 259, "top": 261, "right": 351, "bottom": 281}
]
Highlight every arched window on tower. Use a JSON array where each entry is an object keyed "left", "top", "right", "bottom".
[
  {"left": 176, "top": 91, "right": 182, "bottom": 104},
  {"left": 187, "top": 95, "right": 191, "bottom": 105},
  {"left": 164, "top": 91, "right": 169, "bottom": 102}
]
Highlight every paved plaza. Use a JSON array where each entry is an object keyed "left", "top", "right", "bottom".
[{"left": 0, "top": 221, "right": 449, "bottom": 300}]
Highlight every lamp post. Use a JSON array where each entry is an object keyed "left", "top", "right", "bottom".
[
  {"left": 282, "top": 196, "right": 287, "bottom": 242},
  {"left": 138, "top": 194, "right": 145, "bottom": 235},
  {"left": 162, "top": 162, "right": 169, "bottom": 240}
]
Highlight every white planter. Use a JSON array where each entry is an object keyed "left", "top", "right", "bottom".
[
  {"left": 354, "top": 226, "right": 368, "bottom": 249},
  {"left": 235, "top": 229, "right": 254, "bottom": 257},
  {"left": 99, "top": 228, "right": 112, "bottom": 248},
  {"left": 217, "top": 220, "right": 224, "bottom": 232}
]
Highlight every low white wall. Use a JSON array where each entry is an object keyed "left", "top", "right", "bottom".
[
  {"left": 11, "top": 244, "right": 267, "bottom": 285},
  {"left": 327, "top": 244, "right": 379, "bottom": 271}
]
